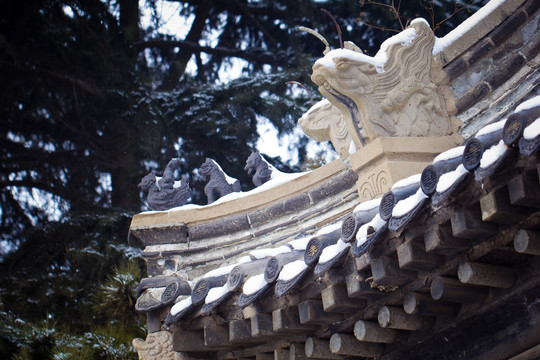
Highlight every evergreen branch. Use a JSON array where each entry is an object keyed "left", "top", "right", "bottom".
[
  {"left": 1, "top": 61, "right": 105, "bottom": 99},
  {"left": 134, "top": 39, "right": 288, "bottom": 66},
  {"left": 0, "top": 179, "right": 70, "bottom": 201},
  {"left": 286, "top": 81, "right": 314, "bottom": 106},
  {"left": 231, "top": 0, "right": 279, "bottom": 48}
]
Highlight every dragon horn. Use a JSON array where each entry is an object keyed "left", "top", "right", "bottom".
[{"left": 299, "top": 26, "right": 331, "bottom": 55}]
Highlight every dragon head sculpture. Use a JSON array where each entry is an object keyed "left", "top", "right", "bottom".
[{"left": 310, "top": 19, "right": 457, "bottom": 150}]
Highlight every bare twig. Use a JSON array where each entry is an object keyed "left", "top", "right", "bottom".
[
  {"left": 320, "top": 8, "right": 343, "bottom": 49},
  {"left": 433, "top": 1, "right": 476, "bottom": 33},
  {"left": 361, "top": 0, "right": 479, "bottom": 36},
  {"left": 134, "top": 39, "right": 286, "bottom": 67},
  {"left": 363, "top": 0, "right": 406, "bottom": 30},
  {"left": 286, "top": 81, "right": 314, "bottom": 106}
]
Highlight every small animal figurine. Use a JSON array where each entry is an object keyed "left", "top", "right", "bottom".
[
  {"left": 245, "top": 152, "right": 273, "bottom": 187},
  {"left": 138, "top": 158, "right": 191, "bottom": 211},
  {"left": 199, "top": 158, "right": 241, "bottom": 204}
]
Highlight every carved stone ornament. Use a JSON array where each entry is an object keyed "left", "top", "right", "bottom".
[
  {"left": 244, "top": 152, "right": 273, "bottom": 186},
  {"left": 359, "top": 170, "right": 389, "bottom": 200},
  {"left": 138, "top": 158, "right": 191, "bottom": 211},
  {"left": 309, "top": 19, "right": 458, "bottom": 150},
  {"left": 133, "top": 331, "right": 183, "bottom": 360},
  {"left": 199, "top": 158, "right": 241, "bottom": 204},
  {"left": 298, "top": 99, "right": 353, "bottom": 157}
]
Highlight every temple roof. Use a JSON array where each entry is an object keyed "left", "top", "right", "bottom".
[{"left": 130, "top": 1, "right": 540, "bottom": 359}]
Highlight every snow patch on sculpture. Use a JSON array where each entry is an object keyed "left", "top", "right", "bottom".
[{"left": 315, "top": 27, "right": 417, "bottom": 73}]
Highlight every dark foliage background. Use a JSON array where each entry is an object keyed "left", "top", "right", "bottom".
[{"left": 0, "top": 0, "right": 487, "bottom": 357}]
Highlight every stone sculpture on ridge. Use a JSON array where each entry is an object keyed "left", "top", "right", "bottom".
[
  {"left": 245, "top": 152, "right": 273, "bottom": 186},
  {"left": 302, "top": 19, "right": 458, "bottom": 153},
  {"left": 298, "top": 99, "right": 353, "bottom": 158},
  {"left": 138, "top": 158, "right": 191, "bottom": 211},
  {"left": 199, "top": 158, "right": 241, "bottom": 204}
]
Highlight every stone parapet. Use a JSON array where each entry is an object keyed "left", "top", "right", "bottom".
[
  {"left": 130, "top": 159, "right": 347, "bottom": 230},
  {"left": 350, "top": 136, "right": 462, "bottom": 201},
  {"left": 129, "top": 159, "right": 360, "bottom": 279}
]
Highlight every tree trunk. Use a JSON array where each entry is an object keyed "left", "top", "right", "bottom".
[{"left": 159, "top": 0, "right": 211, "bottom": 91}]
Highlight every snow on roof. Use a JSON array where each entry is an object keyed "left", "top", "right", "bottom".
[
  {"left": 516, "top": 95, "right": 540, "bottom": 112},
  {"left": 353, "top": 197, "right": 381, "bottom": 213},
  {"left": 205, "top": 284, "right": 229, "bottom": 304},
  {"left": 203, "top": 263, "right": 238, "bottom": 278},
  {"left": 392, "top": 173, "right": 421, "bottom": 189},
  {"left": 479, "top": 139, "right": 508, "bottom": 169},
  {"left": 170, "top": 296, "right": 192, "bottom": 316},
  {"left": 355, "top": 214, "right": 386, "bottom": 248},
  {"left": 249, "top": 245, "right": 291, "bottom": 260},
  {"left": 433, "top": 146, "right": 465, "bottom": 163},
  {"left": 288, "top": 236, "right": 310, "bottom": 251},
  {"left": 277, "top": 260, "right": 308, "bottom": 282},
  {"left": 432, "top": 0, "right": 507, "bottom": 56},
  {"left": 242, "top": 273, "right": 266, "bottom": 295},
  {"left": 315, "top": 222, "right": 341, "bottom": 235},
  {"left": 523, "top": 118, "right": 540, "bottom": 139},
  {"left": 392, "top": 189, "right": 428, "bottom": 218},
  {"left": 476, "top": 118, "right": 506, "bottom": 137},
  {"left": 436, "top": 164, "right": 468, "bottom": 193},
  {"left": 318, "top": 239, "right": 349, "bottom": 264}
]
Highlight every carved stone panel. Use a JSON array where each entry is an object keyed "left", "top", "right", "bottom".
[
  {"left": 350, "top": 136, "right": 461, "bottom": 201},
  {"left": 133, "top": 331, "right": 184, "bottom": 360},
  {"left": 358, "top": 170, "right": 390, "bottom": 200}
]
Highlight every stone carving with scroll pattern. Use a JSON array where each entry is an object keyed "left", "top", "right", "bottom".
[
  {"left": 310, "top": 20, "right": 458, "bottom": 149},
  {"left": 359, "top": 170, "right": 389, "bottom": 200},
  {"left": 133, "top": 331, "right": 187, "bottom": 360},
  {"left": 299, "top": 99, "right": 353, "bottom": 157}
]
